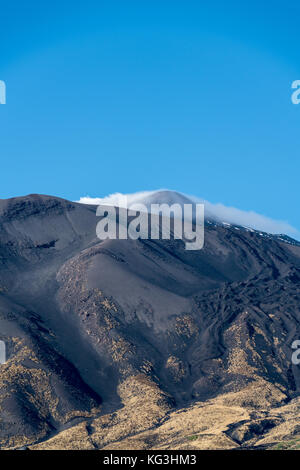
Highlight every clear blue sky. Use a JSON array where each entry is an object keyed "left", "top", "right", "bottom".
[{"left": 0, "top": 1, "right": 299, "bottom": 233}]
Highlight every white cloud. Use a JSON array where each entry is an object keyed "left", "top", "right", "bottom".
[
  {"left": 77, "top": 190, "right": 298, "bottom": 237},
  {"left": 196, "top": 199, "right": 297, "bottom": 235},
  {"left": 78, "top": 191, "right": 153, "bottom": 208}
]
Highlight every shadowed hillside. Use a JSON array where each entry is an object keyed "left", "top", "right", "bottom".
[{"left": 0, "top": 194, "right": 299, "bottom": 449}]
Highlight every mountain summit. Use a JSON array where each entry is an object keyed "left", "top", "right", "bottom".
[{"left": 79, "top": 189, "right": 298, "bottom": 238}]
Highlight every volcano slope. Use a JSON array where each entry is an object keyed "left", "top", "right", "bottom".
[{"left": 0, "top": 194, "right": 300, "bottom": 449}]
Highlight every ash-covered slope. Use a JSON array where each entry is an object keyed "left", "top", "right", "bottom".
[{"left": 0, "top": 193, "right": 299, "bottom": 449}]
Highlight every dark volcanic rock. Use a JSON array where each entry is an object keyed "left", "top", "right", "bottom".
[{"left": 0, "top": 194, "right": 299, "bottom": 447}]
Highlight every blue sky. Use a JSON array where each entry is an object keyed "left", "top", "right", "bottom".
[{"left": 0, "top": 1, "right": 299, "bottom": 234}]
